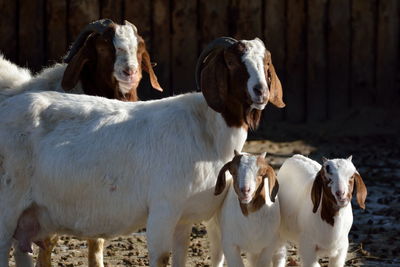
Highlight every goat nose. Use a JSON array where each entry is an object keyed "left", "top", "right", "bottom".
[
  {"left": 123, "top": 67, "right": 137, "bottom": 76},
  {"left": 253, "top": 84, "right": 264, "bottom": 96},
  {"left": 335, "top": 190, "right": 344, "bottom": 197},
  {"left": 241, "top": 187, "right": 250, "bottom": 194}
]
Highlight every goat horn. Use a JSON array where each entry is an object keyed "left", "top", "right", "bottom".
[
  {"left": 64, "top": 19, "right": 115, "bottom": 63},
  {"left": 195, "top": 37, "right": 238, "bottom": 91}
]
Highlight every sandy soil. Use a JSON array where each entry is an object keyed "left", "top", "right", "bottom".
[{"left": 9, "top": 120, "right": 400, "bottom": 266}]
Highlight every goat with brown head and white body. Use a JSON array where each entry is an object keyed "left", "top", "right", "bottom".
[
  {"left": 211, "top": 151, "right": 281, "bottom": 267},
  {"left": 0, "top": 19, "right": 162, "bottom": 102},
  {"left": 276, "top": 154, "right": 367, "bottom": 267},
  {"left": 0, "top": 37, "right": 284, "bottom": 267}
]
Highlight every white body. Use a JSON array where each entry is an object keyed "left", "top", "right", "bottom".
[
  {"left": 215, "top": 178, "right": 281, "bottom": 267},
  {"left": 0, "top": 54, "right": 32, "bottom": 92},
  {"left": 0, "top": 91, "right": 246, "bottom": 266},
  {"left": 277, "top": 155, "right": 353, "bottom": 267},
  {"left": 0, "top": 62, "right": 83, "bottom": 102}
]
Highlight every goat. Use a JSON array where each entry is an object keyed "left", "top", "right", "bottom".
[
  {"left": 0, "top": 19, "right": 162, "bottom": 267},
  {"left": 210, "top": 150, "right": 280, "bottom": 267},
  {"left": 0, "top": 19, "right": 162, "bottom": 103},
  {"left": 275, "top": 154, "right": 367, "bottom": 267},
  {"left": 0, "top": 37, "right": 284, "bottom": 267}
]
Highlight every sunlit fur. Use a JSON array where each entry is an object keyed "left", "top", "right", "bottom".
[
  {"left": 0, "top": 91, "right": 248, "bottom": 267},
  {"left": 210, "top": 153, "right": 281, "bottom": 267},
  {"left": 276, "top": 154, "right": 365, "bottom": 267}
]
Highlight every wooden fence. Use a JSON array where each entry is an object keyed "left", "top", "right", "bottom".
[{"left": 0, "top": 0, "right": 399, "bottom": 124}]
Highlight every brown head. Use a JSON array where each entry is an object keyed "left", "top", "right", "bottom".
[
  {"left": 311, "top": 156, "right": 368, "bottom": 226},
  {"left": 196, "top": 37, "right": 285, "bottom": 130},
  {"left": 61, "top": 19, "right": 162, "bottom": 101},
  {"left": 215, "top": 150, "right": 279, "bottom": 216}
]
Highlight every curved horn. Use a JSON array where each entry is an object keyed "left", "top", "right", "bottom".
[
  {"left": 195, "top": 37, "right": 238, "bottom": 91},
  {"left": 64, "top": 19, "right": 115, "bottom": 63}
]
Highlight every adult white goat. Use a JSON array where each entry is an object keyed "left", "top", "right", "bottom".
[
  {"left": 0, "top": 37, "right": 284, "bottom": 267},
  {"left": 276, "top": 154, "right": 367, "bottom": 267},
  {"left": 1, "top": 19, "right": 163, "bottom": 267},
  {"left": 210, "top": 151, "right": 281, "bottom": 267}
]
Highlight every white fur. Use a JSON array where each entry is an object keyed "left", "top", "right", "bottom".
[
  {"left": 210, "top": 154, "right": 281, "bottom": 267},
  {"left": 0, "top": 91, "right": 248, "bottom": 267},
  {"left": 276, "top": 155, "right": 356, "bottom": 267},
  {"left": 113, "top": 24, "right": 140, "bottom": 94},
  {"left": 241, "top": 38, "right": 268, "bottom": 110},
  {"left": 0, "top": 54, "right": 32, "bottom": 92},
  {"left": 0, "top": 63, "right": 83, "bottom": 102}
]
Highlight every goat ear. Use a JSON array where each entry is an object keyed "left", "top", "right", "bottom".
[
  {"left": 234, "top": 150, "right": 240, "bottom": 156},
  {"left": 311, "top": 170, "right": 323, "bottom": 213},
  {"left": 264, "top": 165, "right": 279, "bottom": 202},
  {"left": 266, "top": 57, "right": 285, "bottom": 108},
  {"left": 354, "top": 172, "right": 367, "bottom": 209},
  {"left": 62, "top": 33, "right": 96, "bottom": 91},
  {"left": 201, "top": 49, "right": 228, "bottom": 113},
  {"left": 142, "top": 48, "right": 163, "bottom": 92},
  {"left": 214, "top": 162, "right": 231, "bottom": 195},
  {"left": 251, "top": 179, "right": 266, "bottom": 212}
]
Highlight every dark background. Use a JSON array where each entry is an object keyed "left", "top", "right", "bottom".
[{"left": 1, "top": 0, "right": 399, "bottom": 134}]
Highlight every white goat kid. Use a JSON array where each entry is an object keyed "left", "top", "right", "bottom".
[
  {"left": 0, "top": 37, "right": 284, "bottom": 267},
  {"left": 276, "top": 155, "right": 367, "bottom": 267},
  {"left": 212, "top": 151, "right": 281, "bottom": 267}
]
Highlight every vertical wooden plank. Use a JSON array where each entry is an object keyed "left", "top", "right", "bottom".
[
  {"left": 376, "top": 0, "right": 399, "bottom": 107},
  {"left": 198, "top": 0, "right": 229, "bottom": 50},
  {"left": 68, "top": 0, "right": 100, "bottom": 43},
  {"left": 171, "top": 0, "right": 198, "bottom": 94},
  {"left": 286, "top": 0, "right": 306, "bottom": 122},
  {"left": 307, "top": 0, "right": 327, "bottom": 122},
  {"left": 263, "top": 0, "right": 286, "bottom": 122},
  {"left": 19, "top": 0, "right": 45, "bottom": 71},
  {"left": 327, "top": 0, "right": 351, "bottom": 118},
  {"left": 100, "top": 0, "right": 123, "bottom": 24},
  {"left": 230, "top": 0, "right": 262, "bottom": 39},
  {"left": 152, "top": 0, "right": 172, "bottom": 97},
  {"left": 47, "top": 0, "right": 68, "bottom": 63},
  {"left": 351, "top": 0, "right": 376, "bottom": 107},
  {"left": 0, "top": 0, "right": 18, "bottom": 62}
]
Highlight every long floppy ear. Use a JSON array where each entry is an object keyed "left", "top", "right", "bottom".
[
  {"left": 265, "top": 165, "right": 279, "bottom": 202},
  {"left": 62, "top": 33, "right": 97, "bottom": 91},
  {"left": 214, "top": 161, "right": 231, "bottom": 195},
  {"left": 142, "top": 48, "right": 163, "bottom": 91},
  {"left": 267, "top": 63, "right": 285, "bottom": 108},
  {"left": 354, "top": 172, "right": 367, "bottom": 209},
  {"left": 311, "top": 170, "right": 324, "bottom": 213},
  {"left": 252, "top": 179, "right": 266, "bottom": 212},
  {"left": 201, "top": 49, "right": 228, "bottom": 113}
]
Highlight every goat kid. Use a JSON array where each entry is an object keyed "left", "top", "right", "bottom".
[
  {"left": 276, "top": 155, "right": 367, "bottom": 267},
  {"left": 209, "top": 151, "right": 281, "bottom": 267},
  {"left": 0, "top": 37, "right": 284, "bottom": 267}
]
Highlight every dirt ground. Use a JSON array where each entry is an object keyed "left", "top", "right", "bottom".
[{"left": 9, "top": 109, "right": 400, "bottom": 266}]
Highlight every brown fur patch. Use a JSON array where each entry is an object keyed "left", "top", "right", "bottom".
[
  {"left": 311, "top": 170, "right": 341, "bottom": 226},
  {"left": 354, "top": 172, "right": 367, "bottom": 209},
  {"left": 264, "top": 51, "right": 285, "bottom": 108}
]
